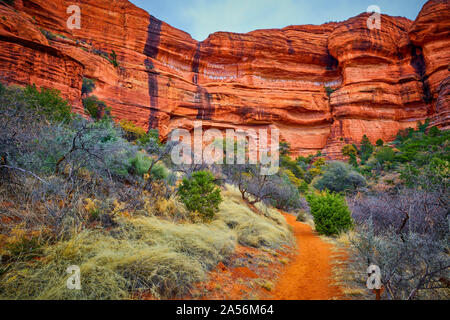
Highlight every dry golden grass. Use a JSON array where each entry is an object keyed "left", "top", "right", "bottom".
[
  {"left": 218, "top": 185, "right": 294, "bottom": 249},
  {"left": 0, "top": 184, "right": 293, "bottom": 300},
  {"left": 319, "top": 231, "right": 371, "bottom": 300}
]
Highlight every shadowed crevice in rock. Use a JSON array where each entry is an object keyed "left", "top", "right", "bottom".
[
  {"left": 324, "top": 50, "right": 339, "bottom": 71},
  {"left": 144, "top": 15, "right": 162, "bottom": 130},
  {"left": 410, "top": 45, "right": 433, "bottom": 106},
  {"left": 286, "top": 39, "right": 295, "bottom": 55}
]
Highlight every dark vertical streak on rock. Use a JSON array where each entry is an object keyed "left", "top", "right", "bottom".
[
  {"left": 144, "top": 15, "right": 162, "bottom": 130},
  {"left": 196, "top": 87, "right": 213, "bottom": 120},
  {"left": 144, "top": 15, "right": 162, "bottom": 59},
  {"left": 191, "top": 43, "right": 214, "bottom": 120},
  {"left": 192, "top": 43, "right": 201, "bottom": 84}
]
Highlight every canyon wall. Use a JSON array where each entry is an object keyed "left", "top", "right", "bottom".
[{"left": 0, "top": 0, "right": 448, "bottom": 157}]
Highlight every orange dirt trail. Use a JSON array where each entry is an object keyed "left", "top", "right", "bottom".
[{"left": 269, "top": 213, "right": 343, "bottom": 300}]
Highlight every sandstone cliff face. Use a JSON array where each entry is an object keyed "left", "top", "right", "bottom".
[
  {"left": 409, "top": 0, "right": 450, "bottom": 130},
  {"left": 0, "top": 0, "right": 448, "bottom": 157},
  {"left": 0, "top": 2, "right": 84, "bottom": 111}
]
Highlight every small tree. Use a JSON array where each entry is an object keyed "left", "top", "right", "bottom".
[
  {"left": 376, "top": 139, "right": 384, "bottom": 147},
  {"left": 279, "top": 141, "right": 291, "bottom": 157},
  {"left": 359, "top": 135, "right": 374, "bottom": 164},
  {"left": 342, "top": 145, "right": 359, "bottom": 167},
  {"left": 306, "top": 191, "right": 353, "bottom": 236},
  {"left": 342, "top": 144, "right": 357, "bottom": 157},
  {"left": 82, "top": 96, "right": 109, "bottom": 120},
  {"left": 178, "top": 171, "right": 222, "bottom": 221},
  {"left": 349, "top": 153, "right": 358, "bottom": 167},
  {"left": 81, "top": 78, "right": 96, "bottom": 96},
  {"left": 325, "top": 86, "right": 335, "bottom": 97}
]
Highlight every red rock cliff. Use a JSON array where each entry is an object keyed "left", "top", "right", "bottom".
[{"left": 0, "top": 0, "right": 448, "bottom": 157}]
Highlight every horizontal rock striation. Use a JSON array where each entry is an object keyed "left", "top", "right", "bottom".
[{"left": 0, "top": 0, "right": 448, "bottom": 157}]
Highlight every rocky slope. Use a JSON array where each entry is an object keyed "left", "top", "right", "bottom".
[{"left": 0, "top": 0, "right": 448, "bottom": 157}]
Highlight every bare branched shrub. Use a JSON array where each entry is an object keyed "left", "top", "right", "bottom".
[
  {"left": 348, "top": 186, "right": 449, "bottom": 300},
  {"left": 223, "top": 163, "right": 304, "bottom": 212}
]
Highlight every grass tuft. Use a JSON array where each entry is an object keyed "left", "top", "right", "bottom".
[{"left": 218, "top": 185, "right": 293, "bottom": 249}]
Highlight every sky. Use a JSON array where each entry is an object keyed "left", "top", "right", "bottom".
[{"left": 129, "top": 0, "right": 428, "bottom": 41}]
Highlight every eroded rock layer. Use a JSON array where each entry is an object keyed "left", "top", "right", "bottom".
[{"left": 0, "top": 0, "right": 448, "bottom": 157}]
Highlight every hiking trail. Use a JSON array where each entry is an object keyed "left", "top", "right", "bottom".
[{"left": 269, "top": 213, "right": 344, "bottom": 300}]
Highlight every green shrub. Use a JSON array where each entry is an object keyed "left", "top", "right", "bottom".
[
  {"left": 325, "top": 86, "right": 336, "bottom": 97},
  {"left": 269, "top": 173, "right": 304, "bottom": 211},
  {"left": 82, "top": 95, "right": 108, "bottom": 120},
  {"left": 374, "top": 146, "right": 395, "bottom": 165},
  {"left": 129, "top": 152, "right": 151, "bottom": 176},
  {"left": 280, "top": 155, "right": 305, "bottom": 180},
  {"left": 349, "top": 153, "right": 358, "bottom": 167},
  {"left": 306, "top": 191, "right": 353, "bottom": 236},
  {"left": 119, "top": 120, "right": 146, "bottom": 141},
  {"left": 143, "top": 129, "right": 160, "bottom": 145},
  {"left": 298, "top": 179, "right": 309, "bottom": 194},
  {"left": 393, "top": 126, "right": 449, "bottom": 166},
  {"left": 82, "top": 78, "right": 95, "bottom": 96},
  {"left": 24, "top": 85, "right": 72, "bottom": 123},
  {"left": 109, "top": 50, "right": 119, "bottom": 67},
  {"left": 296, "top": 151, "right": 321, "bottom": 170},
  {"left": 342, "top": 144, "right": 357, "bottom": 157},
  {"left": 428, "top": 126, "right": 440, "bottom": 137},
  {"left": 376, "top": 139, "right": 384, "bottom": 147},
  {"left": 40, "top": 28, "right": 57, "bottom": 41},
  {"left": 150, "top": 163, "right": 168, "bottom": 181},
  {"left": 400, "top": 157, "right": 449, "bottom": 190},
  {"left": 358, "top": 135, "right": 374, "bottom": 164},
  {"left": 279, "top": 141, "right": 291, "bottom": 157},
  {"left": 314, "top": 161, "right": 366, "bottom": 193},
  {"left": 128, "top": 152, "right": 168, "bottom": 180},
  {"left": 178, "top": 171, "right": 222, "bottom": 221}
]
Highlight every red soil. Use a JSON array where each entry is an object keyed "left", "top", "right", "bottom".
[
  {"left": 188, "top": 245, "right": 284, "bottom": 300},
  {"left": 268, "top": 213, "right": 344, "bottom": 300},
  {"left": 186, "top": 212, "right": 345, "bottom": 300}
]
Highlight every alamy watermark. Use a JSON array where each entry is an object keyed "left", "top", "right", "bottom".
[
  {"left": 367, "top": 5, "right": 381, "bottom": 30},
  {"left": 66, "top": 265, "right": 81, "bottom": 290},
  {"left": 67, "top": 5, "right": 81, "bottom": 30},
  {"left": 169, "top": 121, "right": 280, "bottom": 176},
  {"left": 366, "top": 264, "right": 382, "bottom": 290}
]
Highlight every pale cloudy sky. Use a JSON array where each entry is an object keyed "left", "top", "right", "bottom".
[{"left": 130, "top": 0, "right": 428, "bottom": 41}]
